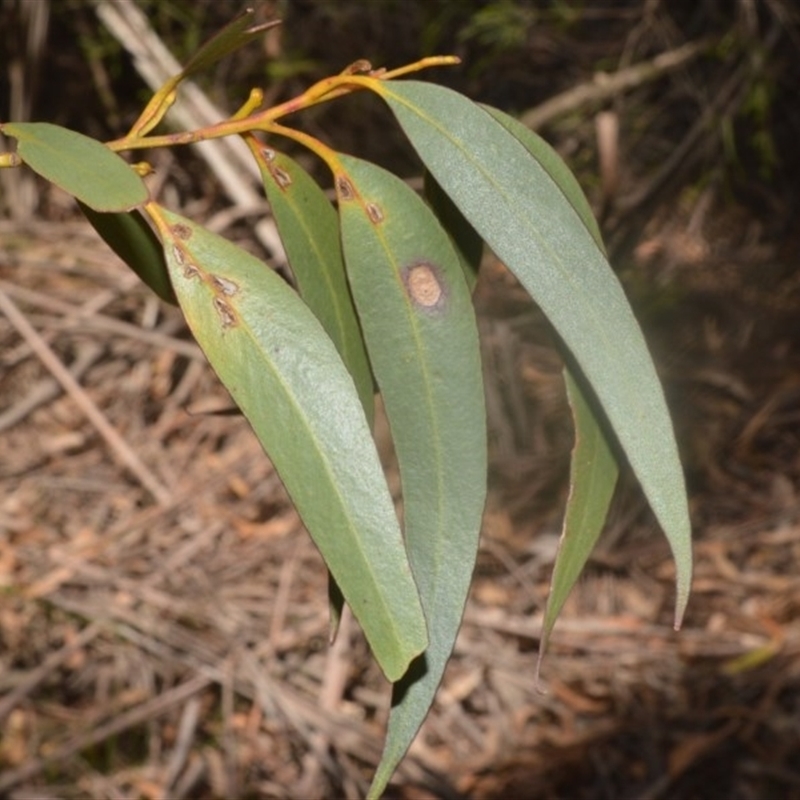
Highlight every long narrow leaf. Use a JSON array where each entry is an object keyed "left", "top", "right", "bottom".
[
  {"left": 376, "top": 80, "right": 691, "bottom": 625},
  {"left": 2, "top": 122, "right": 148, "bottom": 211},
  {"left": 149, "top": 205, "right": 428, "bottom": 682},
  {"left": 249, "top": 141, "right": 375, "bottom": 642},
  {"left": 538, "top": 370, "right": 618, "bottom": 676},
  {"left": 484, "top": 106, "right": 621, "bottom": 659},
  {"left": 250, "top": 143, "right": 373, "bottom": 417},
  {"left": 181, "top": 11, "right": 279, "bottom": 78},
  {"left": 481, "top": 105, "right": 604, "bottom": 246},
  {"left": 334, "top": 155, "right": 487, "bottom": 798}
]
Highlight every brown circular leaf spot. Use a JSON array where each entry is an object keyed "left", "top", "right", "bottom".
[
  {"left": 404, "top": 262, "right": 444, "bottom": 309},
  {"left": 172, "top": 223, "right": 192, "bottom": 241}
]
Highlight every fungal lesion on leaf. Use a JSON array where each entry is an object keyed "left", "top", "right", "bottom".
[
  {"left": 172, "top": 243, "right": 201, "bottom": 279},
  {"left": 171, "top": 223, "right": 193, "bottom": 241},
  {"left": 213, "top": 296, "right": 238, "bottom": 328},
  {"left": 211, "top": 274, "right": 239, "bottom": 296},
  {"left": 172, "top": 243, "right": 186, "bottom": 266},
  {"left": 270, "top": 165, "right": 292, "bottom": 189},
  {"left": 183, "top": 262, "right": 201, "bottom": 280},
  {"left": 336, "top": 175, "right": 355, "bottom": 201},
  {"left": 366, "top": 202, "right": 384, "bottom": 224},
  {"left": 403, "top": 261, "right": 446, "bottom": 310}
]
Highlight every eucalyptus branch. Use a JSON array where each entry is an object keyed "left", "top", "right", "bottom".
[{"left": 107, "top": 55, "right": 460, "bottom": 154}]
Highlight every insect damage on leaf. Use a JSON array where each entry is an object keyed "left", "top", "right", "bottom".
[{"left": 403, "top": 261, "right": 445, "bottom": 310}]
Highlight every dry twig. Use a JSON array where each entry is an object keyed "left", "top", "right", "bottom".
[{"left": 0, "top": 286, "right": 173, "bottom": 505}]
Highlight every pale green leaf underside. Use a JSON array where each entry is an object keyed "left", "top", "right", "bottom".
[
  {"left": 378, "top": 80, "right": 691, "bottom": 625},
  {"left": 153, "top": 206, "right": 427, "bottom": 682},
  {"left": 1, "top": 122, "right": 148, "bottom": 212},
  {"left": 336, "top": 155, "right": 487, "bottom": 799}
]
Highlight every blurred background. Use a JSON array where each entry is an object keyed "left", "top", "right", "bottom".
[{"left": 2, "top": 1, "right": 800, "bottom": 798}]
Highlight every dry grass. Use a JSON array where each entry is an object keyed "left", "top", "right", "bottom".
[{"left": 2, "top": 182, "right": 800, "bottom": 800}]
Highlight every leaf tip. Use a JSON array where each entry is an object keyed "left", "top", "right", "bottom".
[
  {"left": 670, "top": 523, "right": 693, "bottom": 631},
  {"left": 534, "top": 645, "right": 549, "bottom": 695},
  {"left": 673, "top": 585, "right": 691, "bottom": 631}
]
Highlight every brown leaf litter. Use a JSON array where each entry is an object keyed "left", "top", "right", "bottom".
[{"left": 1, "top": 193, "right": 800, "bottom": 799}]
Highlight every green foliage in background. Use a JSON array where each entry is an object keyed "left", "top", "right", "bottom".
[{"left": 0, "top": 10, "right": 692, "bottom": 797}]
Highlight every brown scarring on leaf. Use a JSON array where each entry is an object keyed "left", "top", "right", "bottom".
[
  {"left": 172, "top": 243, "right": 200, "bottom": 279},
  {"left": 212, "top": 275, "right": 240, "bottom": 296},
  {"left": 403, "top": 261, "right": 445, "bottom": 309},
  {"left": 172, "top": 244, "right": 186, "bottom": 266},
  {"left": 172, "top": 223, "right": 192, "bottom": 241},
  {"left": 366, "top": 203, "right": 384, "bottom": 224},
  {"left": 213, "top": 296, "right": 237, "bottom": 328},
  {"left": 271, "top": 166, "right": 292, "bottom": 189},
  {"left": 337, "top": 176, "right": 355, "bottom": 201},
  {"left": 183, "top": 262, "right": 201, "bottom": 279}
]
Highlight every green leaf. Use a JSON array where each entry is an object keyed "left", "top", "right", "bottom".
[
  {"left": 377, "top": 80, "right": 691, "bottom": 625},
  {"left": 78, "top": 203, "right": 177, "bottom": 305},
  {"left": 424, "top": 172, "right": 482, "bottom": 292},
  {"left": 249, "top": 141, "right": 374, "bottom": 643},
  {"left": 1, "top": 122, "right": 148, "bottom": 212},
  {"left": 251, "top": 143, "right": 374, "bottom": 418},
  {"left": 538, "top": 371, "right": 618, "bottom": 674},
  {"left": 334, "top": 155, "right": 487, "bottom": 799},
  {"left": 180, "top": 10, "right": 280, "bottom": 79},
  {"left": 150, "top": 205, "right": 427, "bottom": 682},
  {"left": 481, "top": 105, "right": 604, "bottom": 248},
  {"left": 483, "top": 104, "right": 621, "bottom": 659}
]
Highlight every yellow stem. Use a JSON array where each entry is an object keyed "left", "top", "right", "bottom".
[
  {"left": 381, "top": 55, "right": 460, "bottom": 80},
  {"left": 263, "top": 122, "right": 343, "bottom": 174},
  {"left": 108, "top": 55, "right": 458, "bottom": 154},
  {"left": 232, "top": 88, "right": 264, "bottom": 120},
  {"left": 0, "top": 152, "right": 22, "bottom": 168},
  {"left": 127, "top": 84, "right": 180, "bottom": 140}
]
